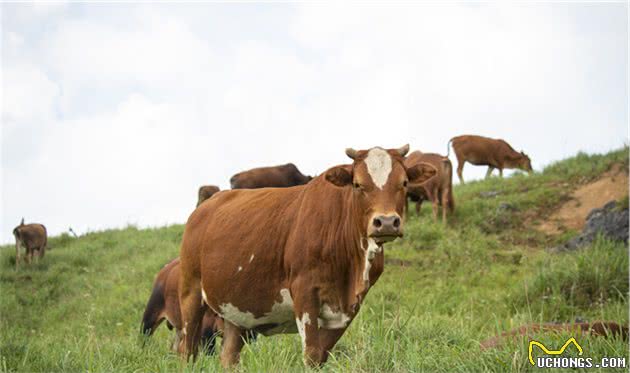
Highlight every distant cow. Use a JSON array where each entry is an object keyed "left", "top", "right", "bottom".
[
  {"left": 404, "top": 151, "right": 454, "bottom": 223},
  {"left": 230, "top": 163, "right": 312, "bottom": 189},
  {"left": 448, "top": 135, "right": 532, "bottom": 184},
  {"left": 141, "top": 258, "right": 224, "bottom": 354},
  {"left": 197, "top": 185, "right": 221, "bottom": 207},
  {"left": 179, "top": 145, "right": 436, "bottom": 367},
  {"left": 480, "top": 321, "right": 629, "bottom": 350},
  {"left": 13, "top": 218, "right": 47, "bottom": 268}
]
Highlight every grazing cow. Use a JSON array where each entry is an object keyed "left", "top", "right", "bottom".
[
  {"left": 404, "top": 151, "right": 454, "bottom": 223},
  {"left": 197, "top": 185, "right": 221, "bottom": 207},
  {"left": 179, "top": 145, "right": 437, "bottom": 367},
  {"left": 230, "top": 163, "right": 312, "bottom": 189},
  {"left": 479, "top": 321, "right": 629, "bottom": 350},
  {"left": 141, "top": 258, "right": 224, "bottom": 354},
  {"left": 448, "top": 135, "right": 532, "bottom": 184},
  {"left": 13, "top": 218, "right": 47, "bottom": 268}
]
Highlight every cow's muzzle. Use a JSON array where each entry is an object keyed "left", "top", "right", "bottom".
[{"left": 369, "top": 214, "right": 402, "bottom": 242}]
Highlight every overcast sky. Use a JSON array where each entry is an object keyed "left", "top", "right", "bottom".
[{"left": 1, "top": 2, "right": 627, "bottom": 243}]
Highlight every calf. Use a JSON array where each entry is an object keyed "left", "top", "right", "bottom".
[
  {"left": 404, "top": 151, "right": 454, "bottom": 223},
  {"left": 230, "top": 163, "right": 312, "bottom": 189},
  {"left": 13, "top": 218, "right": 47, "bottom": 268},
  {"left": 197, "top": 185, "right": 220, "bottom": 207},
  {"left": 448, "top": 135, "right": 532, "bottom": 184},
  {"left": 179, "top": 145, "right": 436, "bottom": 367},
  {"left": 141, "top": 258, "right": 225, "bottom": 354}
]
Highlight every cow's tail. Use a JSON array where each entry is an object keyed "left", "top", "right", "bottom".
[
  {"left": 443, "top": 158, "right": 455, "bottom": 213},
  {"left": 446, "top": 138, "right": 454, "bottom": 158},
  {"left": 140, "top": 284, "right": 165, "bottom": 337},
  {"left": 13, "top": 226, "right": 21, "bottom": 240},
  {"left": 41, "top": 224, "right": 49, "bottom": 252}
]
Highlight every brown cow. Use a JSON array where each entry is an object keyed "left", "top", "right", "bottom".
[
  {"left": 448, "top": 135, "right": 532, "bottom": 184},
  {"left": 178, "top": 145, "right": 436, "bottom": 367},
  {"left": 197, "top": 185, "right": 220, "bottom": 207},
  {"left": 230, "top": 163, "right": 312, "bottom": 189},
  {"left": 404, "top": 151, "right": 454, "bottom": 223},
  {"left": 13, "top": 218, "right": 47, "bottom": 268},
  {"left": 141, "top": 258, "right": 224, "bottom": 354},
  {"left": 479, "top": 321, "right": 628, "bottom": 350}
]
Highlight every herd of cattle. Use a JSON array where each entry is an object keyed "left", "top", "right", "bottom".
[{"left": 28, "top": 133, "right": 629, "bottom": 368}]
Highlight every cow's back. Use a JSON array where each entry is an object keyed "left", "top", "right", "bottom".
[
  {"left": 451, "top": 135, "right": 503, "bottom": 165},
  {"left": 197, "top": 185, "right": 221, "bottom": 207},
  {"left": 230, "top": 163, "right": 308, "bottom": 189},
  {"left": 405, "top": 152, "right": 450, "bottom": 189}
]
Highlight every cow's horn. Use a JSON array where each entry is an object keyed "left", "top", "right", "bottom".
[
  {"left": 396, "top": 144, "right": 410, "bottom": 157},
  {"left": 346, "top": 148, "right": 358, "bottom": 160}
]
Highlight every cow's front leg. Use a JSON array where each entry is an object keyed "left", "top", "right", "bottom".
[
  {"left": 292, "top": 285, "right": 323, "bottom": 366},
  {"left": 318, "top": 328, "right": 346, "bottom": 363},
  {"left": 485, "top": 166, "right": 495, "bottom": 179}
]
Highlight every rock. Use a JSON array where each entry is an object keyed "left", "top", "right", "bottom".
[
  {"left": 479, "top": 191, "right": 501, "bottom": 198},
  {"left": 551, "top": 200, "right": 629, "bottom": 252},
  {"left": 497, "top": 202, "right": 518, "bottom": 213}
]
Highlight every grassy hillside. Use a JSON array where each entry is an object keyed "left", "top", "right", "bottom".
[{"left": 1, "top": 148, "right": 628, "bottom": 372}]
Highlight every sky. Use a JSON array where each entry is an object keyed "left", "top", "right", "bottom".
[{"left": 1, "top": 2, "right": 628, "bottom": 243}]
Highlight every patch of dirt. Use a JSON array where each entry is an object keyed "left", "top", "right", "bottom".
[{"left": 537, "top": 164, "right": 629, "bottom": 235}]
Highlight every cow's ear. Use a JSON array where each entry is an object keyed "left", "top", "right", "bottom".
[
  {"left": 407, "top": 162, "right": 437, "bottom": 184},
  {"left": 325, "top": 165, "right": 353, "bottom": 187},
  {"left": 396, "top": 144, "right": 410, "bottom": 157}
]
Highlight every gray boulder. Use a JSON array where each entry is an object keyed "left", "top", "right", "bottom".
[{"left": 552, "top": 200, "right": 628, "bottom": 252}]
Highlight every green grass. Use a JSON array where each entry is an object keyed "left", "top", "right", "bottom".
[{"left": 1, "top": 148, "right": 628, "bottom": 372}]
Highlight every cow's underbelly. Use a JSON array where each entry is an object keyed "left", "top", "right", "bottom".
[
  {"left": 466, "top": 156, "right": 488, "bottom": 166},
  {"left": 215, "top": 288, "right": 296, "bottom": 335},
  {"left": 210, "top": 287, "right": 352, "bottom": 335}
]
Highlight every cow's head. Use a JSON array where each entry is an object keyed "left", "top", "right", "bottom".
[
  {"left": 519, "top": 151, "right": 533, "bottom": 173},
  {"left": 325, "top": 145, "right": 436, "bottom": 243}
]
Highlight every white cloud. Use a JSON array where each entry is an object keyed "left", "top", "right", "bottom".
[
  {"left": 2, "top": 64, "right": 60, "bottom": 124},
  {"left": 1, "top": 3, "right": 627, "bottom": 242},
  {"left": 46, "top": 15, "right": 213, "bottom": 83}
]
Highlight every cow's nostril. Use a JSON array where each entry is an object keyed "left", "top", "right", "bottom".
[
  {"left": 373, "top": 218, "right": 382, "bottom": 228},
  {"left": 393, "top": 217, "right": 400, "bottom": 228}
]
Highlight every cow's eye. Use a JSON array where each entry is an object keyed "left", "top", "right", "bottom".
[
  {"left": 403, "top": 180, "right": 408, "bottom": 188},
  {"left": 354, "top": 182, "right": 362, "bottom": 189}
]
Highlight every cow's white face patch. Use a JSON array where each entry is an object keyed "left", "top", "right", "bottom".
[
  {"left": 318, "top": 304, "right": 351, "bottom": 329},
  {"left": 364, "top": 147, "right": 392, "bottom": 189},
  {"left": 218, "top": 288, "right": 295, "bottom": 332},
  {"left": 296, "top": 312, "right": 311, "bottom": 350}
]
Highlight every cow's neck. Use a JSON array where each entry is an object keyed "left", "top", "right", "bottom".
[
  {"left": 342, "top": 188, "right": 384, "bottom": 307},
  {"left": 298, "top": 178, "right": 385, "bottom": 308}
]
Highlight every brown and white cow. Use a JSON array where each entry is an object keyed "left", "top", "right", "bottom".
[
  {"left": 448, "top": 135, "right": 533, "bottom": 184},
  {"left": 404, "top": 151, "right": 454, "bottom": 223},
  {"left": 13, "top": 218, "right": 47, "bottom": 268},
  {"left": 178, "top": 145, "right": 436, "bottom": 367},
  {"left": 141, "top": 258, "right": 225, "bottom": 354},
  {"left": 229, "top": 163, "right": 312, "bottom": 189},
  {"left": 197, "top": 185, "right": 221, "bottom": 207}
]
